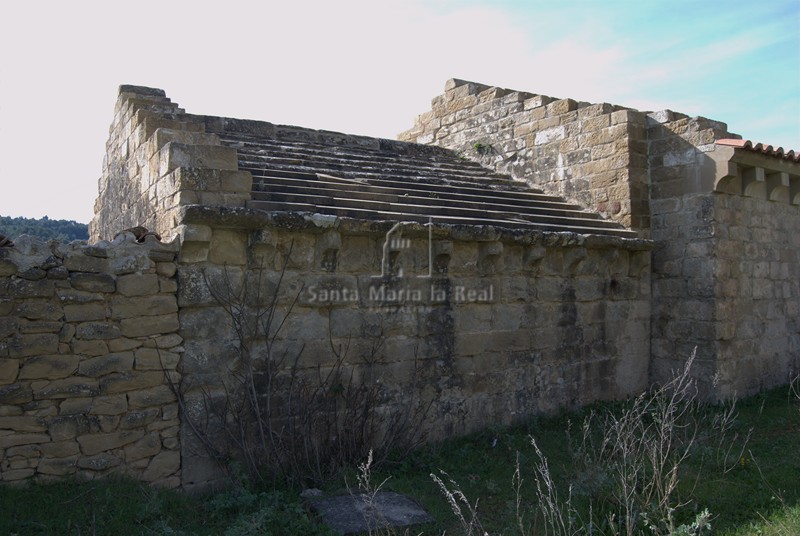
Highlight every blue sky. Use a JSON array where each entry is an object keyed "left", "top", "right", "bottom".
[{"left": 1, "top": 0, "right": 798, "bottom": 223}]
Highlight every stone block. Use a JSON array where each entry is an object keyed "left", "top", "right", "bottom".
[
  {"left": 69, "top": 273, "right": 116, "bottom": 292},
  {"left": 1, "top": 468, "right": 35, "bottom": 481},
  {"left": 110, "top": 295, "right": 177, "bottom": 319},
  {"left": 72, "top": 339, "right": 109, "bottom": 357},
  {"left": 124, "top": 431, "right": 161, "bottom": 461},
  {"left": 119, "top": 313, "right": 179, "bottom": 337},
  {"left": 18, "top": 355, "right": 79, "bottom": 380},
  {"left": 56, "top": 289, "right": 104, "bottom": 304},
  {"left": 159, "top": 142, "right": 238, "bottom": 176},
  {"left": 99, "top": 371, "right": 165, "bottom": 394},
  {"left": 32, "top": 377, "right": 100, "bottom": 399},
  {"left": 0, "top": 383, "right": 33, "bottom": 404},
  {"left": 79, "top": 352, "right": 135, "bottom": 377},
  {"left": 7, "top": 334, "right": 59, "bottom": 357},
  {"left": 76, "top": 322, "right": 121, "bottom": 341},
  {"left": 78, "top": 452, "right": 122, "bottom": 471},
  {"left": 59, "top": 397, "right": 93, "bottom": 415},
  {"left": 63, "top": 304, "right": 107, "bottom": 322},
  {"left": 90, "top": 394, "right": 129, "bottom": 415},
  {"left": 63, "top": 255, "right": 110, "bottom": 274},
  {"left": 134, "top": 348, "right": 179, "bottom": 370},
  {"left": 127, "top": 385, "right": 176, "bottom": 408},
  {"left": 116, "top": 273, "right": 160, "bottom": 297},
  {"left": 0, "top": 416, "right": 46, "bottom": 432},
  {"left": 141, "top": 450, "right": 179, "bottom": 481},
  {"left": 77, "top": 429, "right": 145, "bottom": 456},
  {"left": 0, "top": 359, "right": 19, "bottom": 385},
  {"left": 0, "top": 432, "right": 50, "bottom": 448},
  {"left": 14, "top": 301, "right": 63, "bottom": 321},
  {"left": 119, "top": 408, "right": 160, "bottom": 431},
  {"left": 48, "top": 415, "right": 90, "bottom": 441},
  {"left": 8, "top": 279, "right": 55, "bottom": 298},
  {"left": 209, "top": 229, "right": 248, "bottom": 265}
]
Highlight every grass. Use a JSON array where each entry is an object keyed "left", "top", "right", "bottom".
[{"left": 1, "top": 383, "right": 797, "bottom": 535}]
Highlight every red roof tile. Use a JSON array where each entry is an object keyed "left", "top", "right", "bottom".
[{"left": 716, "top": 138, "right": 800, "bottom": 163}]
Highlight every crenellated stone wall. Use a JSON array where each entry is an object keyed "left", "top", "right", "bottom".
[
  {"left": 399, "top": 79, "right": 651, "bottom": 234},
  {"left": 0, "top": 234, "right": 182, "bottom": 486}
]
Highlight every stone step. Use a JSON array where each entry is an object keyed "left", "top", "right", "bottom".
[
  {"left": 217, "top": 133, "right": 516, "bottom": 183},
  {"left": 217, "top": 132, "right": 508, "bottom": 177},
  {"left": 250, "top": 171, "right": 579, "bottom": 207},
  {"left": 246, "top": 200, "right": 637, "bottom": 237},
  {"left": 208, "top": 127, "right": 635, "bottom": 237},
  {"left": 236, "top": 151, "right": 516, "bottom": 187},
  {"left": 252, "top": 175, "right": 603, "bottom": 219},
  {"left": 249, "top": 190, "right": 622, "bottom": 229}
]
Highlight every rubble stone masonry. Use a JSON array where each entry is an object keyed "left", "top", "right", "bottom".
[{"left": 0, "top": 234, "right": 181, "bottom": 486}]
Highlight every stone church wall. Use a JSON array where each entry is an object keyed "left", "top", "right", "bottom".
[
  {"left": 399, "top": 79, "right": 651, "bottom": 234},
  {"left": 173, "top": 214, "right": 651, "bottom": 491}
]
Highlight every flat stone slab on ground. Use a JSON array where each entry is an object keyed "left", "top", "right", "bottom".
[{"left": 307, "top": 491, "right": 434, "bottom": 534}]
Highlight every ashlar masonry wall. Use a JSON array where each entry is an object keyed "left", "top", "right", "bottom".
[
  {"left": 648, "top": 115, "right": 800, "bottom": 397},
  {"left": 90, "top": 85, "right": 252, "bottom": 242},
  {"left": 399, "top": 79, "right": 651, "bottom": 234},
  {"left": 0, "top": 234, "right": 182, "bottom": 486},
  {"left": 174, "top": 209, "right": 652, "bottom": 491}
]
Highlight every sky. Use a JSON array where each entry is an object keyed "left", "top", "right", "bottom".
[{"left": 1, "top": 0, "right": 798, "bottom": 223}]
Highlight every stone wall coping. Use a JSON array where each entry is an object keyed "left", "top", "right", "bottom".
[
  {"left": 0, "top": 234, "right": 179, "bottom": 275},
  {"left": 178, "top": 205, "right": 652, "bottom": 251}
]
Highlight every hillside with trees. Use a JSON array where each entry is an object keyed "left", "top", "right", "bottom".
[{"left": 0, "top": 216, "right": 89, "bottom": 242}]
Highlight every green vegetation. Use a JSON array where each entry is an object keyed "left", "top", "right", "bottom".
[
  {"left": 0, "top": 215, "right": 88, "bottom": 242},
  {"left": 1, "top": 383, "right": 797, "bottom": 535}
]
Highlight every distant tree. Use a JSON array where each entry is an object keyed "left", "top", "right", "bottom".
[{"left": 0, "top": 215, "right": 88, "bottom": 242}]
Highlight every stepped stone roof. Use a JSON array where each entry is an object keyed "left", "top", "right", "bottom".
[{"left": 190, "top": 115, "right": 636, "bottom": 238}]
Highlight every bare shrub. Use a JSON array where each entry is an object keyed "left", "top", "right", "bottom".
[
  {"left": 507, "top": 349, "right": 737, "bottom": 536},
  {"left": 173, "top": 244, "right": 431, "bottom": 487}
]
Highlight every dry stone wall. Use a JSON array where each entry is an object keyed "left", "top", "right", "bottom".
[
  {"left": 0, "top": 234, "right": 182, "bottom": 486},
  {"left": 399, "top": 79, "right": 651, "bottom": 233}
]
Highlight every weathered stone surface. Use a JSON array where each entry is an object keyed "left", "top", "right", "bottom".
[
  {"left": 110, "top": 295, "right": 177, "bottom": 319},
  {"left": 119, "top": 313, "right": 179, "bottom": 337},
  {"left": 108, "top": 337, "right": 143, "bottom": 352},
  {"left": 90, "top": 394, "right": 128, "bottom": 415},
  {"left": 32, "top": 377, "right": 100, "bottom": 399},
  {"left": 59, "top": 397, "right": 93, "bottom": 415},
  {"left": 0, "top": 383, "right": 33, "bottom": 405},
  {"left": 308, "top": 492, "right": 435, "bottom": 534},
  {"left": 7, "top": 334, "right": 59, "bottom": 357},
  {"left": 39, "top": 440, "right": 80, "bottom": 458},
  {"left": 141, "top": 450, "right": 180, "bottom": 481},
  {"left": 124, "top": 431, "right": 161, "bottom": 461},
  {"left": 72, "top": 339, "right": 109, "bottom": 357},
  {"left": 19, "top": 355, "right": 79, "bottom": 380},
  {"left": 0, "top": 416, "right": 46, "bottom": 432},
  {"left": 119, "top": 408, "right": 160, "bottom": 430},
  {"left": 99, "top": 371, "right": 165, "bottom": 394},
  {"left": 0, "top": 359, "right": 19, "bottom": 385},
  {"left": 134, "top": 348, "right": 179, "bottom": 370},
  {"left": 116, "top": 273, "right": 160, "bottom": 296},
  {"left": 78, "top": 452, "right": 122, "bottom": 471},
  {"left": 76, "top": 322, "right": 122, "bottom": 340},
  {"left": 69, "top": 273, "right": 116, "bottom": 292},
  {"left": 48, "top": 415, "right": 91, "bottom": 441},
  {"left": 127, "top": 385, "right": 175, "bottom": 408},
  {"left": 14, "top": 301, "right": 63, "bottom": 321},
  {"left": 78, "top": 352, "right": 134, "bottom": 377},
  {"left": 0, "top": 432, "right": 50, "bottom": 448},
  {"left": 38, "top": 455, "right": 80, "bottom": 476},
  {"left": 77, "top": 430, "right": 145, "bottom": 456},
  {"left": 64, "top": 303, "right": 107, "bottom": 322}
]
